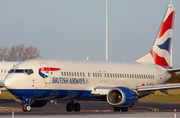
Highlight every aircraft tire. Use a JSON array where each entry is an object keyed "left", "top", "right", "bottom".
[
  {"left": 66, "top": 103, "right": 74, "bottom": 112},
  {"left": 74, "top": 103, "right": 80, "bottom": 112},
  {"left": 22, "top": 105, "right": 32, "bottom": 112},
  {"left": 121, "top": 107, "right": 128, "bottom": 112},
  {"left": 22, "top": 105, "right": 27, "bottom": 112},
  {"left": 113, "top": 107, "right": 120, "bottom": 112}
]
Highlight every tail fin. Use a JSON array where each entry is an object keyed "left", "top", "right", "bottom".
[{"left": 135, "top": 4, "right": 175, "bottom": 67}]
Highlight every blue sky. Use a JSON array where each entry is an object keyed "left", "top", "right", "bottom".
[{"left": 0, "top": 0, "right": 180, "bottom": 68}]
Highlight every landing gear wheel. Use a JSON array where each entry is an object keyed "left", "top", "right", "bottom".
[
  {"left": 66, "top": 103, "right": 74, "bottom": 112},
  {"left": 113, "top": 107, "right": 121, "bottom": 112},
  {"left": 22, "top": 104, "right": 32, "bottom": 112},
  {"left": 121, "top": 107, "right": 128, "bottom": 112},
  {"left": 74, "top": 103, "right": 80, "bottom": 112}
]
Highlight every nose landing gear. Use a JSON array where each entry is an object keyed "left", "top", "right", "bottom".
[{"left": 22, "top": 104, "right": 32, "bottom": 112}]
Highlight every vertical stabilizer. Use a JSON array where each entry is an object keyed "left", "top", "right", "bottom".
[{"left": 135, "top": 4, "right": 175, "bottom": 67}]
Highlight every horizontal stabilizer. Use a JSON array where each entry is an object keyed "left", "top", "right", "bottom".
[{"left": 167, "top": 68, "right": 180, "bottom": 73}]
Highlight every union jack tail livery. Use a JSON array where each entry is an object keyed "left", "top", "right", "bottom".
[{"left": 136, "top": 4, "right": 175, "bottom": 68}]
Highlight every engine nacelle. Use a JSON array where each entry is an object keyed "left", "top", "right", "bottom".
[{"left": 107, "top": 87, "right": 138, "bottom": 107}]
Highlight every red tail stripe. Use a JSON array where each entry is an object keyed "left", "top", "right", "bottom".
[
  {"left": 150, "top": 50, "right": 169, "bottom": 66},
  {"left": 157, "top": 11, "right": 175, "bottom": 39}
]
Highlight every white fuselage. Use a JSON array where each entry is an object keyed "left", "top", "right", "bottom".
[{"left": 4, "top": 59, "right": 171, "bottom": 100}]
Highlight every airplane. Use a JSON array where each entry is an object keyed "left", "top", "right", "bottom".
[
  {"left": 0, "top": 61, "right": 19, "bottom": 92},
  {"left": 4, "top": 2, "right": 180, "bottom": 112}
]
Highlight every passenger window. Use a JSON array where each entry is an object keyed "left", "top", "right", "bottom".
[
  {"left": 64, "top": 72, "right": 66, "bottom": 76},
  {"left": 80, "top": 72, "right": 82, "bottom": 77},
  {"left": 107, "top": 73, "right": 109, "bottom": 78},
  {"left": 104, "top": 73, "right": 106, "bottom": 77},
  {"left": 69, "top": 72, "right": 71, "bottom": 76},
  {"left": 77, "top": 72, "right": 79, "bottom": 76},
  {"left": 83, "top": 72, "right": 85, "bottom": 77},
  {"left": 61, "top": 72, "right": 63, "bottom": 76},
  {"left": 74, "top": 72, "right": 76, "bottom": 76},
  {"left": 67, "top": 72, "right": 69, "bottom": 76},
  {"left": 88, "top": 73, "right": 90, "bottom": 77},
  {"left": 72, "top": 72, "right": 74, "bottom": 76}
]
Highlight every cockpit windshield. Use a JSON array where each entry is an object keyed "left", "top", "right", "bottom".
[{"left": 9, "top": 69, "right": 34, "bottom": 75}]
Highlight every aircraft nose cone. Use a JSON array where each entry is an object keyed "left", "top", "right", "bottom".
[
  {"left": 4, "top": 77, "right": 12, "bottom": 89},
  {"left": 4, "top": 75, "right": 19, "bottom": 90}
]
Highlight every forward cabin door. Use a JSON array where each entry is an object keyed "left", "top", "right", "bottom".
[{"left": 39, "top": 62, "right": 51, "bottom": 84}]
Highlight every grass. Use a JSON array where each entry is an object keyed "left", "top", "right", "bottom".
[
  {"left": 0, "top": 91, "right": 14, "bottom": 99},
  {"left": 1, "top": 89, "right": 180, "bottom": 103},
  {"left": 139, "top": 89, "right": 180, "bottom": 103}
]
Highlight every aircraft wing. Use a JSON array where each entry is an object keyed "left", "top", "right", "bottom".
[
  {"left": 136, "top": 83, "right": 180, "bottom": 91},
  {"left": 91, "top": 84, "right": 180, "bottom": 96},
  {"left": 91, "top": 87, "right": 112, "bottom": 96}
]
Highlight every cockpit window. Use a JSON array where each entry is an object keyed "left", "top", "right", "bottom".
[
  {"left": 24, "top": 69, "right": 33, "bottom": 75},
  {"left": 9, "top": 69, "right": 34, "bottom": 75},
  {"left": 15, "top": 69, "right": 24, "bottom": 73},
  {"left": 9, "top": 69, "right": 15, "bottom": 73}
]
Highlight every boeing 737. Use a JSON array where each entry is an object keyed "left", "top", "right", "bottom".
[{"left": 4, "top": 3, "right": 180, "bottom": 112}]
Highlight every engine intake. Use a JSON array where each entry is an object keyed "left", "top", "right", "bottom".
[{"left": 107, "top": 87, "right": 138, "bottom": 107}]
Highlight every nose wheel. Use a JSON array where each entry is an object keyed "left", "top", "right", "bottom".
[
  {"left": 66, "top": 102, "right": 81, "bottom": 112},
  {"left": 22, "top": 104, "right": 32, "bottom": 112}
]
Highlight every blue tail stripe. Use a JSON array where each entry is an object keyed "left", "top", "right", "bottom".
[{"left": 157, "top": 38, "right": 171, "bottom": 53}]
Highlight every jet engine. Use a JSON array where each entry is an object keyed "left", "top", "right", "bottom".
[{"left": 107, "top": 87, "right": 138, "bottom": 107}]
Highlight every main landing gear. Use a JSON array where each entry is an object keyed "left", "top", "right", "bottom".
[
  {"left": 66, "top": 101, "right": 81, "bottom": 112},
  {"left": 114, "top": 107, "right": 128, "bottom": 112},
  {"left": 22, "top": 104, "right": 32, "bottom": 112}
]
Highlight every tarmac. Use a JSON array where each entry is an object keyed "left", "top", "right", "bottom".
[{"left": 0, "top": 99, "right": 180, "bottom": 118}]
